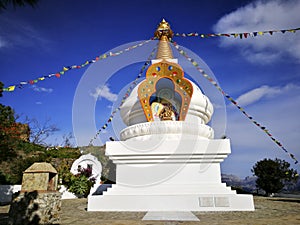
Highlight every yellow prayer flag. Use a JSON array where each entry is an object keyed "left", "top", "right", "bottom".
[
  {"left": 258, "top": 31, "right": 264, "bottom": 35},
  {"left": 8, "top": 86, "right": 16, "bottom": 91}
]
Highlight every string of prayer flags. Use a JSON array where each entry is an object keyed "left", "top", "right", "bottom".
[
  {"left": 2, "top": 38, "right": 154, "bottom": 92},
  {"left": 175, "top": 27, "right": 300, "bottom": 39},
  {"left": 3, "top": 26, "right": 300, "bottom": 92},
  {"left": 88, "top": 44, "right": 158, "bottom": 146},
  {"left": 171, "top": 40, "right": 298, "bottom": 164},
  {"left": 3, "top": 26, "right": 300, "bottom": 93}
]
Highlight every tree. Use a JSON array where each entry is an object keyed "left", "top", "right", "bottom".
[
  {"left": 61, "top": 132, "right": 74, "bottom": 147},
  {"left": 0, "top": 83, "right": 17, "bottom": 159},
  {"left": 0, "top": 103, "right": 15, "bottom": 125},
  {"left": 252, "top": 158, "right": 299, "bottom": 196},
  {"left": 0, "top": 103, "right": 19, "bottom": 161},
  {"left": 0, "top": 0, "right": 39, "bottom": 11},
  {"left": 0, "top": 82, "right": 3, "bottom": 97},
  {"left": 23, "top": 116, "right": 59, "bottom": 146}
]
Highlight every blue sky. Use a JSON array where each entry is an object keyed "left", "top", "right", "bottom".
[{"left": 0, "top": 0, "right": 300, "bottom": 178}]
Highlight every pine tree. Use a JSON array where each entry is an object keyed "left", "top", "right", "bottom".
[{"left": 252, "top": 158, "right": 298, "bottom": 196}]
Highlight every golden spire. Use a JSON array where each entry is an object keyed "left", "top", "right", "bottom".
[{"left": 154, "top": 19, "right": 174, "bottom": 59}]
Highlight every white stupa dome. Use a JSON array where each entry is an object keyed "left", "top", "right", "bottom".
[
  {"left": 119, "top": 79, "right": 214, "bottom": 141},
  {"left": 121, "top": 79, "right": 213, "bottom": 126}
]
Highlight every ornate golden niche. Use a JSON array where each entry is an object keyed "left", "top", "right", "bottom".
[{"left": 138, "top": 61, "right": 193, "bottom": 122}]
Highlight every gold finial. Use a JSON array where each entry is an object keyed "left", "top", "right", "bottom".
[
  {"left": 154, "top": 19, "right": 174, "bottom": 40},
  {"left": 154, "top": 19, "right": 174, "bottom": 59}
]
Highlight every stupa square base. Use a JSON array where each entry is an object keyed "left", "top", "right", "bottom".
[
  {"left": 87, "top": 138, "right": 254, "bottom": 211},
  {"left": 88, "top": 190, "right": 254, "bottom": 211}
]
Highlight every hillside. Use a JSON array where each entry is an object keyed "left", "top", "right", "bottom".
[{"left": 222, "top": 173, "right": 300, "bottom": 194}]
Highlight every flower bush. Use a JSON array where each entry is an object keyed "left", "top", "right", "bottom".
[{"left": 62, "top": 167, "right": 96, "bottom": 197}]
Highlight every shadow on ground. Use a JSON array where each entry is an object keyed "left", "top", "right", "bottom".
[{"left": 0, "top": 210, "right": 9, "bottom": 225}]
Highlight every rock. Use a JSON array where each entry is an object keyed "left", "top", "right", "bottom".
[{"left": 8, "top": 191, "right": 61, "bottom": 225}]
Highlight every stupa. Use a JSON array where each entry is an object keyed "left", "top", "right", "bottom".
[{"left": 88, "top": 19, "right": 254, "bottom": 211}]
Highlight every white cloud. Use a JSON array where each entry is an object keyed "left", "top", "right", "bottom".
[
  {"left": 90, "top": 85, "right": 118, "bottom": 102},
  {"left": 0, "top": 36, "right": 7, "bottom": 48},
  {"left": 223, "top": 88, "right": 300, "bottom": 174},
  {"left": 235, "top": 83, "right": 300, "bottom": 106},
  {"left": 31, "top": 85, "right": 53, "bottom": 93},
  {"left": 213, "top": 0, "right": 300, "bottom": 64}
]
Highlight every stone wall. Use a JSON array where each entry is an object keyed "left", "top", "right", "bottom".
[
  {"left": 22, "top": 173, "right": 49, "bottom": 191},
  {"left": 8, "top": 191, "right": 61, "bottom": 225}
]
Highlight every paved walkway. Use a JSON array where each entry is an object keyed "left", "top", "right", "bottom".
[
  {"left": 60, "top": 196, "right": 300, "bottom": 225},
  {"left": 1, "top": 196, "right": 300, "bottom": 224}
]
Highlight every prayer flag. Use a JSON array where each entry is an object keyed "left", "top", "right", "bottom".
[{"left": 8, "top": 86, "right": 15, "bottom": 91}]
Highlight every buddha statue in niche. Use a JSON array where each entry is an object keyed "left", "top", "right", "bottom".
[
  {"left": 151, "top": 98, "right": 178, "bottom": 121},
  {"left": 159, "top": 103, "right": 174, "bottom": 121}
]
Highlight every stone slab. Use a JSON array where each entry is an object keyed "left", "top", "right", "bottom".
[
  {"left": 215, "top": 197, "right": 230, "bottom": 207},
  {"left": 199, "top": 197, "right": 214, "bottom": 207},
  {"left": 142, "top": 211, "right": 200, "bottom": 221}
]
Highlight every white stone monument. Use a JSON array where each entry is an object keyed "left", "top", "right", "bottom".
[
  {"left": 88, "top": 20, "right": 254, "bottom": 211},
  {"left": 60, "top": 154, "right": 102, "bottom": 199},
  {"left": 70, "top": 153, "right": 102, "bottom": 185}
]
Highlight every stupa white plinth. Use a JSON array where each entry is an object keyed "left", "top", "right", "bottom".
[
  {"left": 87, "top": 19, "right": 254, "bottom": 211},
  {"left": 88, "top": 122, "right": 254, "bottom": 211}
]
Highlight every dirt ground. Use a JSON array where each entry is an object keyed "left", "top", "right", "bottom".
[{"left": 1, "top": 196, "right": 300, "bottom": 225}]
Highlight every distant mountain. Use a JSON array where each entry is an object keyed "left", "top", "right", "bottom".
[
  {"left": 295, "top": 179, "right": 300, "bottom": 192},
  {"left": 221, "top": 174, "right": 300, "bottom": 194},
  {"left": 221, "top": 174, "right": 257, "bottom": 193}
]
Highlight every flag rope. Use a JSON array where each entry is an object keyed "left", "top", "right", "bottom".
[
  {"left": 1, "top": 27, "right": 299, "bottom": 163},
  {"left": 174, "top": 27, "right": 300, "bottom": 39},
  {"left": 2, "top": 39, "right": 155, "bottom": 92},
  {"left": 88, "top": 44, "right": 158, "bottom": 146},
  {"left": 3, "top": 26, "right": 300, "bottom": 92},
  {"left": 171, "top": 40, "right": 298, "bottom": 164}
]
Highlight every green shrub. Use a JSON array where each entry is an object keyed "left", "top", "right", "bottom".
[
  {"left": 46, "top": 147, "right": 81, "bottom": 158},
  {"left": 68, "top": 175, "right": 90, "bottom": 197},
  {"left": 62, "top": 167, "right": 96, "bottom": 198}
]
